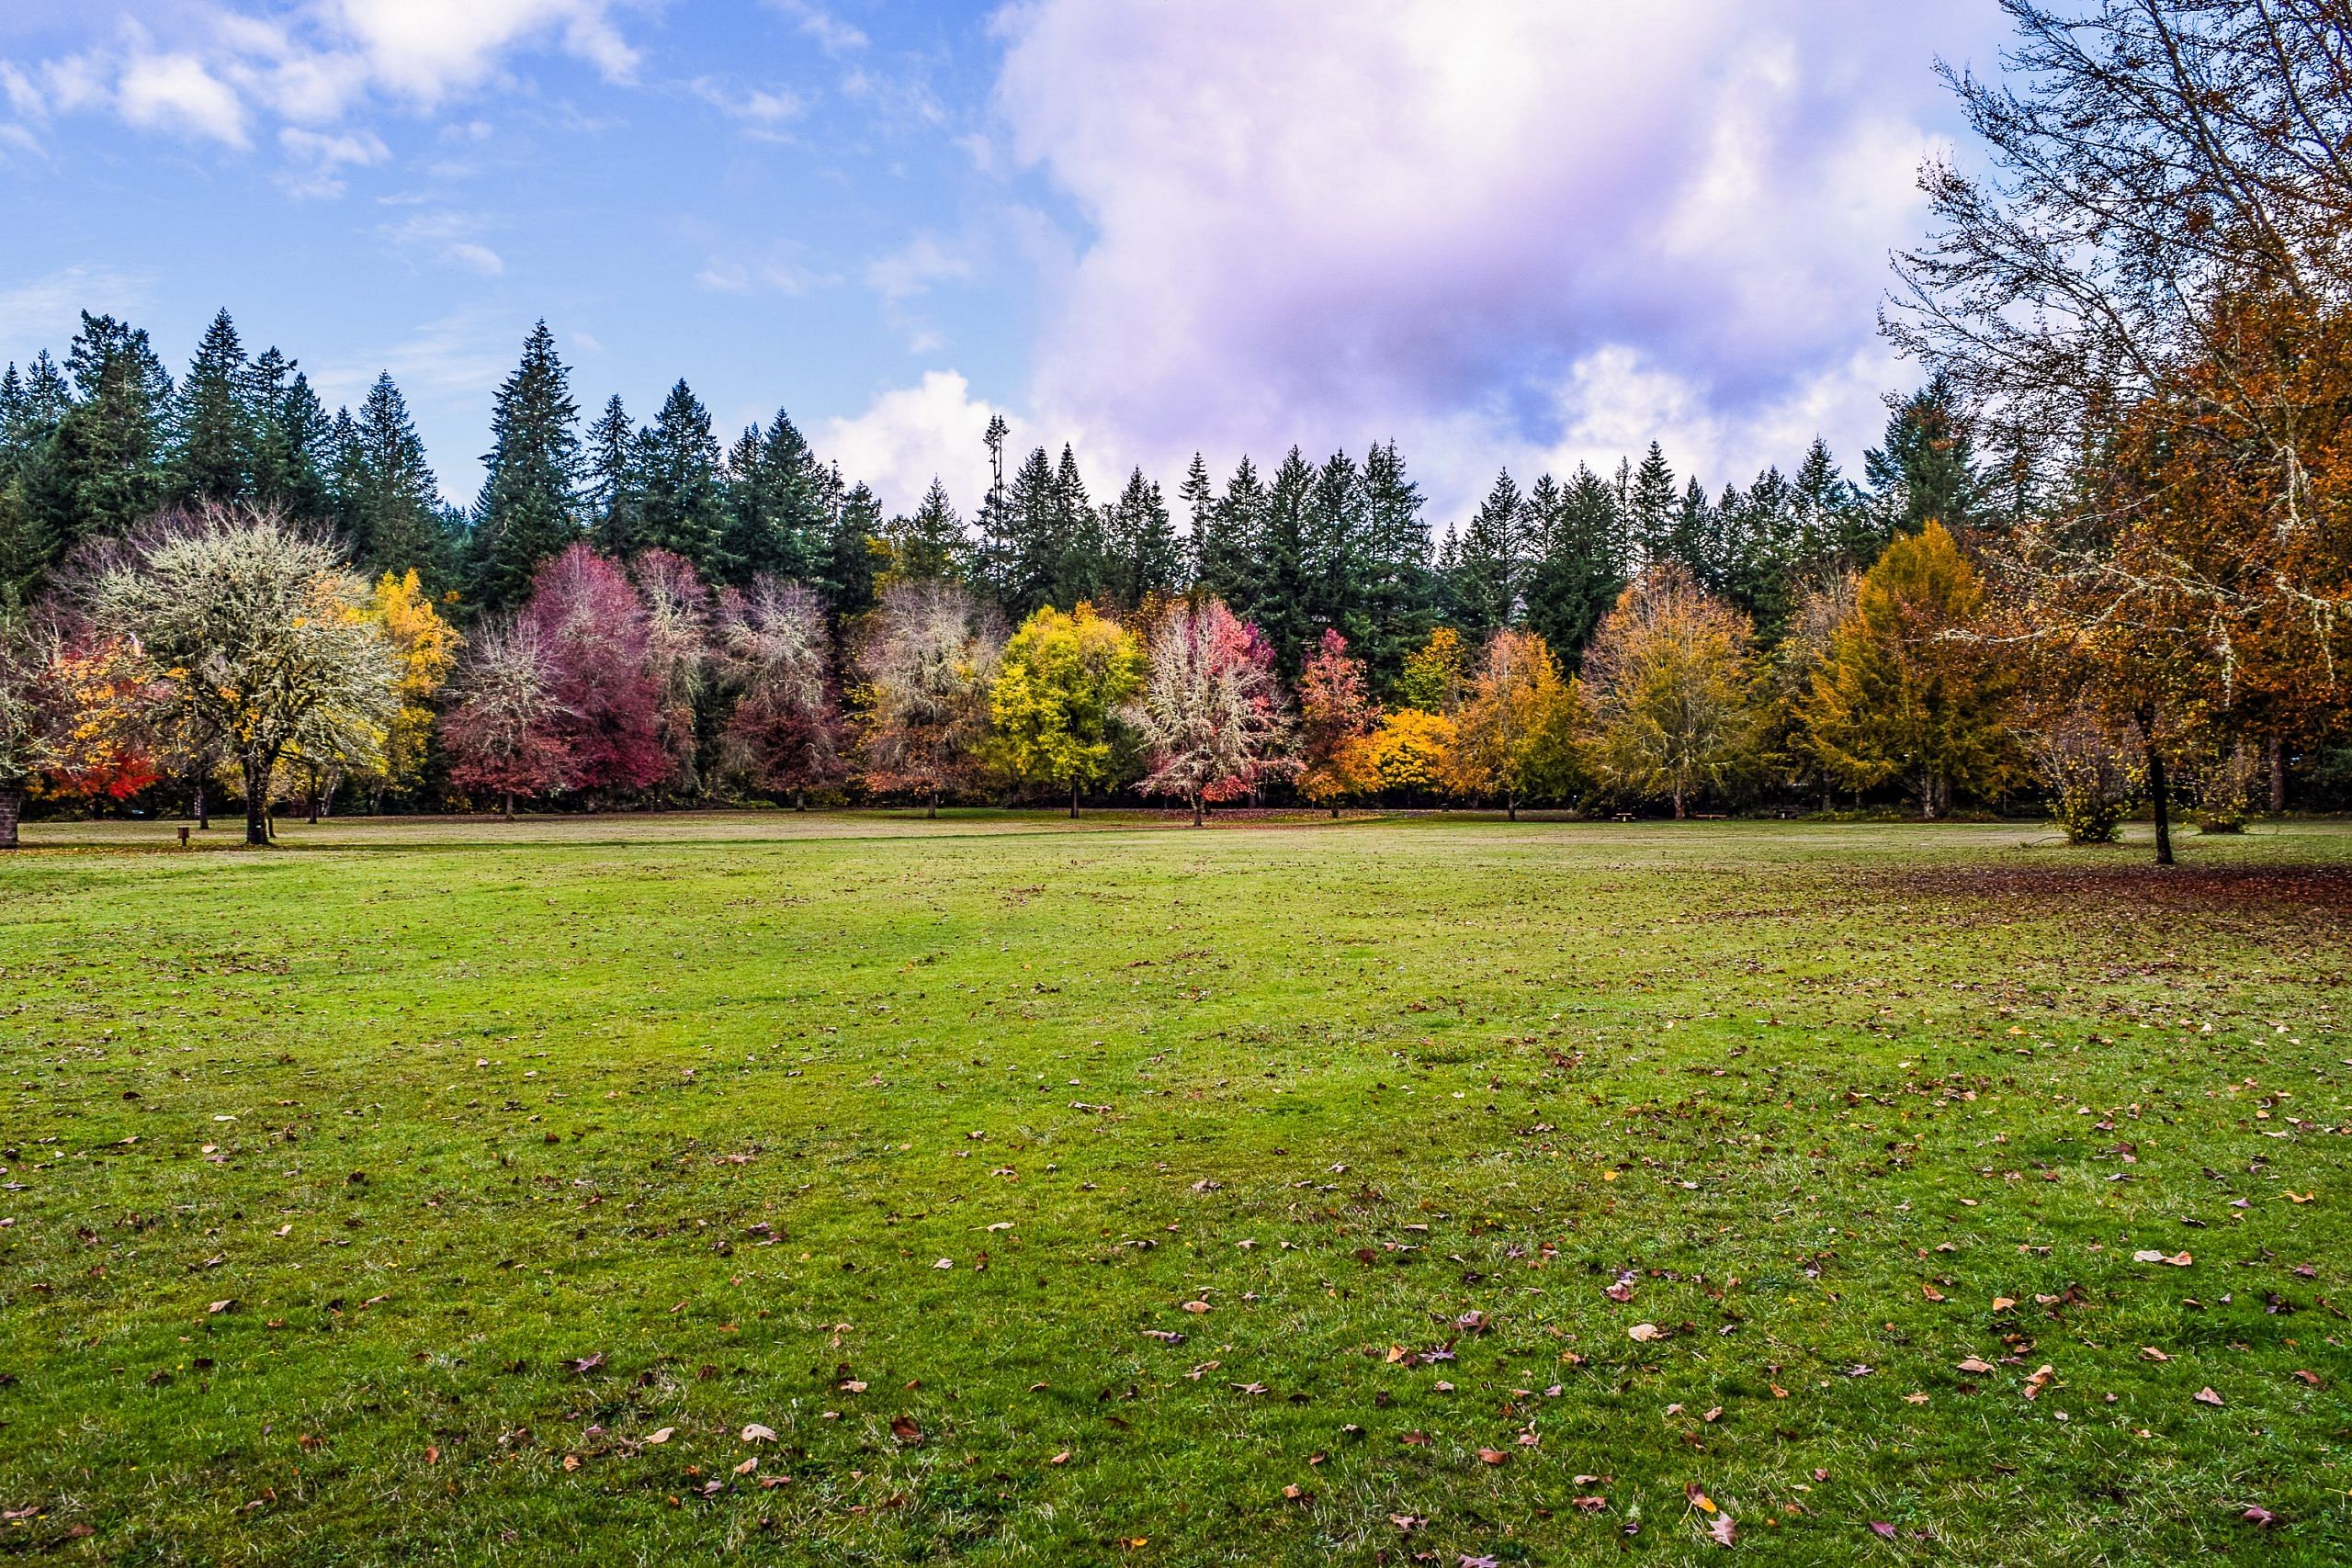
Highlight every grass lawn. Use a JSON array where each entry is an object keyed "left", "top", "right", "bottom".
[{"left": 1, "top": 812, "right": 2347, "bottom": 1565}]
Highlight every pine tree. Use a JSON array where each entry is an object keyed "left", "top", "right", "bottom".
[
  {"left": 28, "top": 312, "right": 171, "bottom": 550},
  {"left": 1178, "top": 452, "right": 1216, "bottom": 586},
  {"left": 586, "top": 396, "right": 643, "bottom": 558},
  {"left": 1449, "top": 468, "right": 1527, "bottom": 642},
  {"left": 821, "top": 478, "right": 881, "bottom": 633},
  {"left": 1050, "top": 444, "right": 1106, "bottom": 607},
  {"left": 1103, "top": 467, "right": 1180, "bottom": 607},
  {"left": 324, "top": 408, "right": 367, "bottom": 543},
  {"left": 1522, "top": 464, "right": 1626, "bottom": 667},
  {"left": 1864, "top": 375, "right": 1984, "bottom": 546},
  {"left": 1195, "top": 456, "right": 1265, "bottom": 616},
  {"left": 884, "top": 478, "right": 967, "bottom": 584},
  {"left": 247, "top": 350, "right": 334, "bottom": 519},
  {"left": 1359, "top": 440, "right": 1435, "bottom": 693},
  {"left": 168, "top": 310, "right": 254, "bottom": 507},
  {"left": 719, "top": 410, "right": 825, "bottom": 585},
  {"left": 1791, "top": 436, "right": 1859, "bottom": 567},
  {"left": 1629, "top": 441, "right": 1678, "bottom": 566},
  {"left": 634, "top": 380, "right": 727, "bottom": 573},
  {"left": 996, "top": 446, "right": 1061, "bottom": 619},
  {"left": 1302, "top": 449, "right": 1369, "bottom": 649},
  {"left": 469, "top": 321, "right": 582, "bottom": 608},
  {"left": 351, "top": 372, "right": 447, "bottom": 582}
]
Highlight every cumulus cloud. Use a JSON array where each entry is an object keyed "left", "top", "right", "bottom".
[
  {"left": 820, "top": 370, "right": 1006, "bottom": 518},
  {"left": 989, "top": 0, "right": 2007, "bottom": 518}
]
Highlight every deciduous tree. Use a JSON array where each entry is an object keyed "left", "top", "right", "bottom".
[
  {"left": 441, "top": 615, "right": 571, "bottom": 818},
  {"left": 853, "top": 581, "right": 1001, "bottom": 817},
  {"left": 1579, "top": 564, "right": 1756, "bottom": 818},
  {"left": 1127, "top": 597, "right": 1294, "bottom": 825},
  {"left": 717, "top": 575, "right": 841, "bottom": 807},
  {"left": 1445, "top": 627, "right": 1578, "bottom": 819},
  {"left": 1295, "top": 629, "right": 1378, "bottom": 814},
  {"left": 987, "top": 603, "right": 1145, "bottom": 816}
]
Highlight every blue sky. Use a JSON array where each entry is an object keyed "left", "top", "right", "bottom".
[{"left": 0, "top": 1, "right": 2012, "bottom": 525}]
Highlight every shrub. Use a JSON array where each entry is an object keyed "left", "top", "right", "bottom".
[{"left": 2033, "top": 707, "right": 2143, "bottom": 844}]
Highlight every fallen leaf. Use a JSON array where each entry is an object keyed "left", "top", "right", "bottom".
[
  {"left": 1954, "top": 1357, "right": 1995, "bottom": 1375},
  {"left": 889, "top": 1415, "right": 923, "bottom": 1446},
  {"left": 1871, "top": 1521, "right": 1898, "bottom": 1540},
  {"left": 208, "top": 1299, "right": 234, "bottom": 1314},
  {"left": 1182, "top": 1300, "right": 1212, "bottom": 1314},
  {"left": 1686, "top": 1484, "right": 1717, "bottom": 1514},
  {"left": 2194, "top": 1387, "right": 2224, "bottom": 1407},
  {"left": 741, "top": 1423, "right": 777, "bottom": 1442},
  {"left": 1991, "top": 1296, "right": 2018, "bottom": 1311},
  {"left": 1627, "top": 1323, "right": 1663, "bottom": 1343},
  {"left": 1477, "top": 1448, "right": 1509, "bottom": 1465},
  {"left": 1709, "top": 1514, "right": 1736, "bottom": 1547},
  {"left": 1047, "top": 1450, "right": 1069, "bottom": 1466},
  {"left": 645, "top": 1427, "right": 674, "bottom": 1446}
]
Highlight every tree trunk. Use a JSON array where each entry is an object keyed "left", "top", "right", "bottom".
[
  {"left": 1191, "top": 791, "right": 1204, "bottom": 828},
  {"left": 794, "top": 788, "right": 807, "bottom": 812},
  {"left": 1508, "top": 790, "right": 1518, "bottom": 823},
  {"left": 2268, "top": 736, "right": 2287, "bottom": 812},
  {"left": 0, "top": 785, "right": 21, "bottom": 850},
  {"left": 1069, "top": 779, "right": 1080, "bottom": 819},
  {"left": 1919, "top": 773, "right": 1937, "bottom": 820},
  {"left": 243, "top": 755, "right": 271, "bottom": 847},
  {"left": 927, "top": 786, "right": 940, "bottom": 820},
  {"left": 503, "top": 791, "right": 514, "bottom": 821},
  {"left": 307, "top": 770, "right": 321, "bottom": 825},
  {"left": 192, "top": 777, "right": 209, "bottom": 830},
  {"left": 2146, "top": 732, "right": 2174, "bottom": 866},
  {"left": 1672, "top": 785, "right": 1687, "bottom": 820},
  {"left": 1330, "top": 802, "right": 1340, "bottom": 818}
]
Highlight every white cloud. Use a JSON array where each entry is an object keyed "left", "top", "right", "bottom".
[
  {"left": 278, "top": 124, "right": 388, "bottom": 197},
  {"left": 380, "top": 209, "right": 506, "bottom": 276},
  {"left": 0, "top": 0, "right": 647, "bottom": 187},
  {"left": 689, "top": 76, "right": 807, "bottom": 141},
  {"left": 695, "top": 251, "right": 825, "bottom": 296},
  {"left": 0, "top": 264, "right": 156, "bottom": 358},
  {"left": 768, "top": 0, "right": 869, "bottom": 58},
  {"left": 820, "top": 370, "right": 1006, "bottom": 518},
  {"left": 117, "top": 51, "right": 248, "bottom": 145},
  {"left": 989, "top": 0, "right": 2008, "bottom": 520}
]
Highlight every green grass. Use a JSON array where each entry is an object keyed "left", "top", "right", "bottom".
[{"left": 1, "top": 812, "right": 2347, "bottom": 1565}]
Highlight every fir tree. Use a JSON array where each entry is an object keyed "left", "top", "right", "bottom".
[
  {"left": 1522, "top": 463, "right": 1627, "bottom": 666},
  {"left": 247, "top": 351, "right": 334, "bottom": 520},
  {"left": 1449, "top": 468, "right": 1527, "bottom": 642},
  {"left": 29, "top": 312, "right": 171, "bottom": 550},
  {"left": 1195, "top": 456, "right": 1265, "bottom": 615},
  {"left": 885, "top": 478, "right": 967, "bottom": 584},
  {"left": 1103, "top": 467, "right": 1181, "bottom": 607},
  {"left": 1358, "top": 440, "right": 1435, "bottom": 693},
  {"left": 1178, "top": 452, "right": 1216, "bottom": 586},
  {"left": 636, "top": 380, "right": 727, "bottom": 572},
  {"left": 1050, "top": 444, "right": 1105, "bottom": 608},
  {"left": 586, "top": 395, "right": 643, "bottom": 558},
  {"left": 351, "top": 372, "right": 447, "bottom": 582},
  {"left": 1628, "top": 441, "right": 1678, "bottom": 566},
  {"left": 821, "top": 478, "right": 881, "bottom": 633},
  {"left": 995, "top": 446, "right": 1061, "bottom": 619},
  {"left": 1864, "top": 375, "right": 1984, "bottom": 546},
  {"left": 1256, "top": 446, "right": 1317, "bottom": 671},
  {"left": 1303, "top": 449, "right": 1369, "bottom": 649},
  {"left": 469, "top": 321, "right": 583, "bottom": 608},
  {"left": 168, "top": 309, "right": 254, "bottom": 507},
  {"left": 718, "top": 410, "right": 825, "bottom": 585}
]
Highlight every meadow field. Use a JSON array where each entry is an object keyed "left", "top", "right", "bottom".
[{"left": 0, "top": 812, "right": 2346, "bottom": 1565}]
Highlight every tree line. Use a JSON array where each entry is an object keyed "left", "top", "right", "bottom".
[{"left": 4, "top": 0, "right": 2351, "bottom": 858}]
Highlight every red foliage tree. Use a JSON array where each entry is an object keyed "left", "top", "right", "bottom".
[
  {"left": 441, "top": 615, "right": 574, "bottom": 818},
  {"left": 518, "top": 544, "right": 671, "bottom": 798}
]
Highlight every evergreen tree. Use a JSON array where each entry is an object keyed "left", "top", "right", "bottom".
[
  {"left": 586, "top": 395, "right": 644, "bottom": 558},
  {"left": 1252, "top": 447, "right": 1317, "bottom": 671},
  {"left": 27, "top": 312, "right": 171, "bottom": 551},
  {"left": 350, "top": 372, "right": 447, "bottom": 582},
  {"left": 247, "top": 350, "right": 334, "bottom": 519},
  {"left": 884, "top": 478, "right": 967, "bottom": 584},
  {"left": 469, "top": 321, "right": 583, "bottom": 608},
  {"left": 1050, "top": 444, "right": 1107, "bottom": 607},
  {"left": 1523, "top": 463, "right": 1627, "bottom": 667},
  {"left": 1864, "top": 375, "right": 1984, "bottom": 545},
  {"left": 1628, "top": 441, "right": 1678, "bottom": 565},
  {"left": 323, "top": 407, "right": 367, "bottom": 543},
  {"left": 636, "top": 379, "right": 727, "bottom": 573},
  {"left": 167, "top": 310, "right": 256, "bottom": 507},
  {"left": 1449, "top": 468, "right": 1527, "bottom": 642},
  {"left": 719, "top": 410, "right": 825, "bottom": 584},
  {"left": 994, "top": 446, "right": 1062, "bottom": 618},
  {"left": 1195, "top": 456, "right": 1265, "bottom": 615},
  {"left": 1791, "top": 436, "right": 1863, "bottom": 567},
  {"left": 1359, "top": 440, "right": 1435, "bottom": 692},
  {"left": 1103, "top": 467, "right": 1181, "bottom": 607},
  {"left": 1302, "top": 449, "right": 1368, "bottom": 649},
  {"left": 820, "top": 478, "right": 881, "bottom": 633},
  {"left": 1178, "top": 452, "right": 1216, "bottom": 586}
]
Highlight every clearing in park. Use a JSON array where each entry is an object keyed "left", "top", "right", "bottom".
[{"left": 0, "top": 811, "right": 2346, "bottom": 1564}]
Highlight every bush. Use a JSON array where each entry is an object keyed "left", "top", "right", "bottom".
[
  {"left": 2033, "top": 707, "right": 2143, "bottom": 844},
  {"left": 2189, "top": 741, "right": 2257, "bottom": 833}
]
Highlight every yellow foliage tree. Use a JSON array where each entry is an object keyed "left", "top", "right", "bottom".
[
  {"left": 1360, "top": 708, "right": 1454, "bottom": 797},
  {"left": 1443, "top": 628, "right": 1579, "bottom": 818},
  {"left": 366, "top": 570, "right": 460, "bottom": 806}
]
